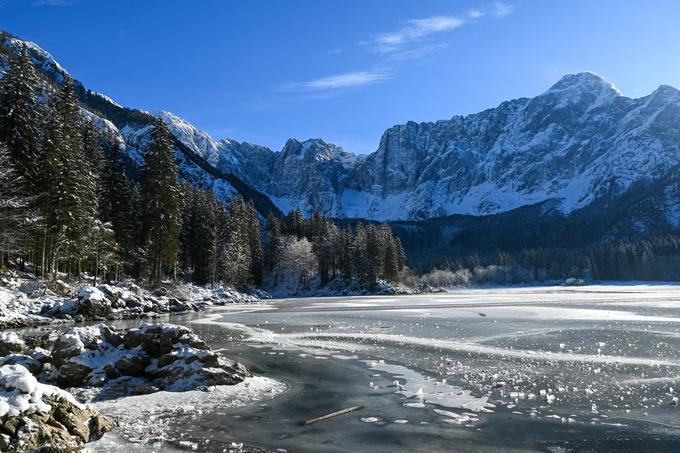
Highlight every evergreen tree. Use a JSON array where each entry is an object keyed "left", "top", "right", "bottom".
[
  {"left": 179, "top": 184, "right": 198, "bottom": 276},
  {"left": 0, "top": 143, "right": 38, "bottom": 266},
  {"left": 142, "top": 118, "right": 182, "bottom": 285},
  {"left": 244, "top": 201, "right": 263, "bottom": 286},
  {"left": 222, "top": 199, "right": 252, "bottom": 288},
  {"left": 266, "top": 212, "right": 282, "bottom": 271},
  {"left": 395, "top": 237, "right": 406, "bottom": 273},
  {"left": 101, "top": 140, "right": 138, "bottom": 271},
  {"left": 0, "top": 45, "right": 43, "bottom": 193},
  {"left": 50, "top": 77, "right": 99, "bottom": 273},
  {"left": 364, "top": 224, "right": 380, "bottom": 290},
  {"left": 182, "top": 189, "right": 222, "bottom": 286},
  {"left": 90, "top": 220, "right": 120, "bottom": 285},
  {"left": 352, "top": 223, "right": 373, "bottom": 289},
  {"left": 287, "top": 208, "right": 304, "bottom": 238},
  {"left": 383, "top": 238, "right": 399, "bottom": 282},
  {"left": 338, "top": 227, "right": 353, "bottom": 284}
]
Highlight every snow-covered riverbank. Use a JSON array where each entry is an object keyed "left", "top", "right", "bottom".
[
  {"left": 0, "top": 304, "right": 284, "bottom": 451},
  {"left": 0, "top": 277, "right": 266, "bottom": 329}
]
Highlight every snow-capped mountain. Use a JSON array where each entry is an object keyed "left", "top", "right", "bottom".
[
  {"left": 4, "top": 30, "right": 680, "bottom": 239},
  {"left": 158, "top": 72, "right": 680, "bottom": 222}
]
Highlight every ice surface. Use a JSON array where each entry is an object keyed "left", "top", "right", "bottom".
[
  {"left": 91, "top": 376, "right": 286, "bottom": 449},
  {"left": 363, "top": 360, "right": 493, "bottom": 413}
]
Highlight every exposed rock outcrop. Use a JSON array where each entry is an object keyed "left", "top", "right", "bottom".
[{"left": 23, "top": 323, "right": 250, "bottom": 398}]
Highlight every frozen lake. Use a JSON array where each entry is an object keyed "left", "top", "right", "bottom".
[{"left": 93, "top": 284, "right": 680, "bottom": 452}]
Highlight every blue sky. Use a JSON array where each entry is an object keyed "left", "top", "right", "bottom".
[{"left": 2, "top": 0, "right": 680, "bottom": 154}]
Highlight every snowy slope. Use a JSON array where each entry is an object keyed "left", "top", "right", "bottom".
[{"left": 0, "top": 32, "right": 277, "bottom": 213}]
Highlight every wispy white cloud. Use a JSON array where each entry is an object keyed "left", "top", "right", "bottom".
[
  {"left": 467, "top": 9, "right": 485, "bottom": 19},
  {"left": 364, "top": 2, "right": 513, "bottom": 56},
  {"left": 369, "top": 15, "right": 464, "bottom": 54},
  {"left": 284, "top": 2, "right": 513, "bottom": 96},
  {"left": 465, "top": 2, "right": 513, "bottom": 20},
  {"left": 491, "top": 1, "right": 513, "bottom": 17},
  {"left": 286, "top": 70, "right": 390, "bottom": 92}
]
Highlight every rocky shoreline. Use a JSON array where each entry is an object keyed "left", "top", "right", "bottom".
[
  {"left": 0, "top": 275, "right": 273, "bottom": 452},
  {"left": 0, "top": 321, "right": 253, "bottom": 452},
  {"left": 0, "top": 274, "right": 267, "bottom": 330}
]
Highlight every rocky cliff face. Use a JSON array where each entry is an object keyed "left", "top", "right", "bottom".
[
  {"left": 159, "top": 71, "right": 680, "bottom": 222},
  {"left": 343, "top": 73, "right": 680, "bottom": 220}
]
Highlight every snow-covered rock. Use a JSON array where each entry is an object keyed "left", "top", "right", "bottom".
[
  {"left": 0, "top": 332, "right": 26, "bottom": 356},
  {"left": 48, "top": 323, "right": 248, "bottom": 396},
  {"left": 1, "top": 280, "right": 264, "bottom": 329},
  {"left": 0, "top": 364, "right": 115, "bottom": 451}
]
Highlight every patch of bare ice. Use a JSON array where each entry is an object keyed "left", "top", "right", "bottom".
[
  {"left": 362, "top": 360, "right": 494, "bottom": 413},
  {"left": 90, "top": 376, "right": 286, "bottom": 450}
]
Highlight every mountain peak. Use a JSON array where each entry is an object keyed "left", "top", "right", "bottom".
[
  {"left": 546, "top": 72, "right": 621, "bottom": 97},
  {"left": 652, "top": 84, "right": 680, "bottom": 97},
  {"left": 2, "top": 33, "right": 69, "bottom": 83},
  {"left": 282, "top": 138, "right": 341, "bottom": 161}
]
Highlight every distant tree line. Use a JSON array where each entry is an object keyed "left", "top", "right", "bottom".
[
  {"left": 266, "top": 209, "right": 406, "bottom": 290},
  {"left": 422, "top": 235, "right": 680, "bottom": 286}
]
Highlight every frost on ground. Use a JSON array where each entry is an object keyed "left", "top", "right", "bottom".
[{"left": 89, "top": 376, "right": 286, "bottom": 451}]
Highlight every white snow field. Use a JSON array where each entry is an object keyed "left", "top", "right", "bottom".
[{"left": 96, "top": 284, "right": 680, "bottom": 452}]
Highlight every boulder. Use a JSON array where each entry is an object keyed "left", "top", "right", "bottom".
[
  {"left": 151, "top": 287, "right": 169, "bottom": 297},
  {"left": 0, "top": 332, "right": 26, "bottom": 356},
  {"left": 0, "top": 364, "right": 115, "bottom": 452},
  {"left": 116, "top": 281, "right": 143, "bottom": 295},
  {"left": 97, "top": 284, "right": 123, "bottom": 303},
  {"left": 114, "top": 350, "right": 150, "bottom": 377},
  {"left": 53, "top": 279, "right": 73, "bottom": 297},
  {"left": 122, "top": 295, "right": 143, "bottom": 308},
  {"left": 18, "top": 279, "right": 44, "bottom": 295},
  {"left": 0, "top": 354, "right": 43, "bottom": 375},
  {"left": 77, "top": 287, "right": 112, "bottom": 319},
  {"left": 56, "top": 361, "right": 93, "bottom": 388},
  {"left": 123, "top": 323, "right": 197, "bottom": 355},
  {"left": 98, "top": 376, "right": 158, "bottom": 399},
  {"left": 169, "top": 298, "right": 198, "bottom": 313}
]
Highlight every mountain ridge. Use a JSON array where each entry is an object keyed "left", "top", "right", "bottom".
[{"left": 158, "top": 70, "right": 680, "bottom": 222}]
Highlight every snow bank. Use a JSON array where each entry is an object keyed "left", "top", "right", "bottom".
[
  {"left": 0, "top": 364, "right": 80, "bottom": 418},
  {"left": 0, "top": 279, "right": 265, "bottom": 329}
]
